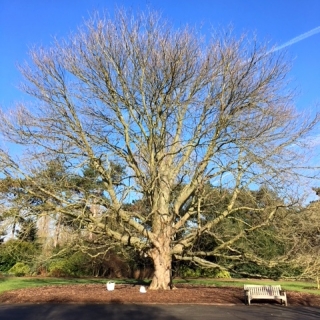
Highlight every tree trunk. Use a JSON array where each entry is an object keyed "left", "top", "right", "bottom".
[{"left": 149, "top": 245, "right": 172, "bottom": 290}]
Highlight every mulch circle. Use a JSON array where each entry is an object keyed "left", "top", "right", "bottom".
[{"left": 1, "top": 283, "right": 320, "bottom": 306}]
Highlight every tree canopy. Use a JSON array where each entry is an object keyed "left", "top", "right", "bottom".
[{"left": 0, "top": 9, "right": 319, "bottom": 289}]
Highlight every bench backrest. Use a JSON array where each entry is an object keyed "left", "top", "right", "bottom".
[{"left": 244, "top": 285, "right": 282, "bottom": 296}]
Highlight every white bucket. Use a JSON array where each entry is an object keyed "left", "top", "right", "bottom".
[
  {"left": 106, "top": 281, "right": 115, "bottom": 291},
  {"left": 140, "top": 286, "right": 147, "bottom": 293}
]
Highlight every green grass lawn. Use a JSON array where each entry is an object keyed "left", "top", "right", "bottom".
[
  {"left": 0, "top": 277, "right": 147, "bottom": 294},
  {"left": 0, "top": 277, "right": 104, "bottom": 294},
  {"left": 1, "top": 276, "right": 319, "bottom": 295},
  {"left": 174, "top": 278, "right": 320, "bottom": 295}
]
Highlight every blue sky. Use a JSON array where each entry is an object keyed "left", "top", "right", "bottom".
[
  {"left": 0, "top": 0, "right": 319, "bottom": 201},
  {"left": 0, "top": 0, "right": 319, "bottom": 112}
]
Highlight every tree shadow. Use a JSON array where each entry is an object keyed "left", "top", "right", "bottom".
[
  {"left": 0, "top": 304, "right": 180, "bottom": 320},
  {"left": 120, "top": 279, "right": 151, "bottom": 286}
]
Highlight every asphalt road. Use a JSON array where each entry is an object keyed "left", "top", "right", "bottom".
[{"left": 1, "top": 304, "right": 320, "bottom": 320}]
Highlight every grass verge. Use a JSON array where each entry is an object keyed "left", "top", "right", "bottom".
[
  {"left": 0, "top": 277, "right": 104, "bottom": 294},
  {"left": 0, "top": 277, "right": 151, "bottom": 294},
  {"left": 174, "top": 278, "right": 320, "bottom": 295},
  {"left": 0, "top": 276, "right": 319, "bottom": 295}
]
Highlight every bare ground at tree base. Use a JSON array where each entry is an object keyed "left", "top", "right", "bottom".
[{"left": 1, "top": 284, "right": 320, "bottom": 306}]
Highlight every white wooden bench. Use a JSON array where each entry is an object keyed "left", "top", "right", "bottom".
[{"left": 244, "top": 284, "right": 287, "bottom": 306}]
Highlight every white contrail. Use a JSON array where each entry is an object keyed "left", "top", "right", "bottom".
[{"left": 271, "top": 26, "right": 320, "bottom": 53}]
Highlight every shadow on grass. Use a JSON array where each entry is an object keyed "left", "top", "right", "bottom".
[
  {"left": 119, "top": 279, "right": 151, "bottom": 286},
  {"left": 2, "top": 277, "right": 152, "bottom": 287}
]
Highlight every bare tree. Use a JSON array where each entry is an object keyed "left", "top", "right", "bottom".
[{"left": 0, "top": 10, "right": 318, "bottom": 289}]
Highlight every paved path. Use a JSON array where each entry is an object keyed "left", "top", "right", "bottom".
[{"left": 1, "top": 304, "right": 320, "bottom": 320}]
